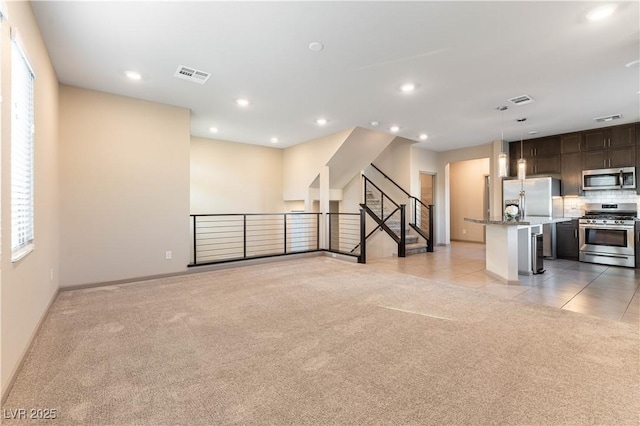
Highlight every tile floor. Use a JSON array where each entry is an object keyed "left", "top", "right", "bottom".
[{"left": 368, "top": 241, "right": 640, "bottom": 324}]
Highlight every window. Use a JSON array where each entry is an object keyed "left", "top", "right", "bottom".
[{"left": 11, "top": 31, "right": 35, "bottom": 261}]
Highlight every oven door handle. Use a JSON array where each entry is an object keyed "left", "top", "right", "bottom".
[{"left": 580, "top": 224, "right": 634, "bottom": 231}]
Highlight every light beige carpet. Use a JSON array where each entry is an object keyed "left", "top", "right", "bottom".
[{"left": 3, "top": 257, "right": 639, "bottom": 425}]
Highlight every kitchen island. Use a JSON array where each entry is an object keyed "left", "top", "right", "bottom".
[{"left": 464, "top": 216, "right": 572, "bottom": 284}]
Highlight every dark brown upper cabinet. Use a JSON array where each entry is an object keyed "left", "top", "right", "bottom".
[
  {"left": 582, "top": 146, "right": 636, "bottom": 169},
  {"left": 560, "top": 132, "right": 581, "bottom": 154},
  {"left": 561, "top": 152, "right": 582, "bottom": 195},
  {"left": 508, "top": 136, "right": 561, "bottom": 176},
  {"left": 508, "top": 122, "right": 638, "bottom": 180},
  {"left": 582, "top": 123, "right": 635, "bottom": 151},
  {"left": 522, "top": 136, "right": 561, "bottom": 157}
]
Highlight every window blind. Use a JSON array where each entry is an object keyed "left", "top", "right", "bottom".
[{"left": 11, "top": 34, "right": 35, "bottom": 261}]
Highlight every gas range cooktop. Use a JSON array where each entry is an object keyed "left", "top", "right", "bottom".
[{"left": 580, "top": 202, "right": 637, "bottom": 225}]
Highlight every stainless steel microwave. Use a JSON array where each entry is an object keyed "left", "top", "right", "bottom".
[{"left": 582, "top": 167, "right": 636, "bottom": 190}]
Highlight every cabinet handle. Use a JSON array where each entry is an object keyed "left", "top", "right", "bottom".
[{"left": 574, "top": 229, "right": 577, "bottom": 238}]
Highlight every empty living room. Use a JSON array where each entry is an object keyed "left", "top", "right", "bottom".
[{"left": 1, "top": 1, "right": 638, "bottom": 425}]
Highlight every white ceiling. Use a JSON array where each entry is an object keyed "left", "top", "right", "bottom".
[{"left": 31, "top": 1, "right": 640, "bottom": 151}]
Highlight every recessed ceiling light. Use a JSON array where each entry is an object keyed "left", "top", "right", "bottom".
[
  {"left": 390, "top": 126, "right": 400, "bottom": 133},
  {"left": 528, "top": 130, "right": 538, "bottom": 135},
  {"left": 209, "top": 127, "right": 218, "bottom": 133},
  {"left": 594, "top": 114, "right": 622, "bottom": 122},
  {"left": 308, "top": 41, "right": 324, "bottom": 52},
  {"left": 370, "top": 121, "right": 380, "bottom": 127},
  {"left": 625, "top": 59, "right": 640, "bottom": 69},
  {"left": 587, "top": 4, "right": 617, "bottom": 21},
  {"left": 316, "top": 118, "right": 327, "bottom": 126},
  {"left": 236, "top": 98, "right": 250, "bottom": 107},
  {"left": 125, "top": 70, "right": 142, "bottom": 80},
  {"left": 400, "top": 83, "right": 416, "bottom": 92},
  {"left": 270, "top": 137, "right": 279, "bottom": 144},
  {"left": 419, "top": 133, "right": 428, "bottom": 140}
]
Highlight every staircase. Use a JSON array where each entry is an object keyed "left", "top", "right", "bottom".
[{"left": 363, "top": 188, "right": 429, "bottom": 257}]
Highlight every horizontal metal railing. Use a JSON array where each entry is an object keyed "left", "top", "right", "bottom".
[
  {"left": 327, "top": 211, "right": 366, "bottom": 263},
  {"left": 412, "top": 199, "right": 434, "bottom": 252},
  {"left": 190, "top": 213, "right": 320, "bottom": 266}
]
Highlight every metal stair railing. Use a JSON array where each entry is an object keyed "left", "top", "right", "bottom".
[
  {"left": 361, "top": 175, "right": 406, "bottom": 257},
  {"left": 370, "top": 163, "right": 434, "bottom": 252}
]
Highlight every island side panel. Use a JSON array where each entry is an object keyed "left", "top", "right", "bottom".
[{"left": 485, "top": 224, "right": 519, "bottom": 284}]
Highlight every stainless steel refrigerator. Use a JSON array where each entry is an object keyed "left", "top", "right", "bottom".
[{"left": 503, "top": 177, "right": 563, "bottom": 258}]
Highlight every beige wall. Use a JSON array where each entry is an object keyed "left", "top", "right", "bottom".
[
  {"left": 371, "top": 137, "right": 413, "bottom": 193},
  {"left": 282, "top": 128, "right": 352, "bottom": 202},
  {"left": 410, "top": 145, "right": 439, "bottom": 196},
  {"left": 1, "top": 2, "right": 60, "bottom": 399},
  {"left": 58, "top": 86, "right": 191, "bottom": 288},
  {"left": 450, "top": 158, "right": 490, "bottom": 242},
  {"left": 434, "top": 143, "right": 493, "bottom": 245},
  {"left": 191, "top": 137, "right": 285, "bottom": 214}
]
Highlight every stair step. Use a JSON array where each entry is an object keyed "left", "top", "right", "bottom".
[
  {"left": 405, "top": 235, "right": 419, "bottom": 244},
  {"left": 405, "top": 243, "right": 428, "bottom": 256}
]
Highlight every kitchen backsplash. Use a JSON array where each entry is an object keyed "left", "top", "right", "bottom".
[{"left": 563, "top": 190, "right": 640, "bottom": 217}]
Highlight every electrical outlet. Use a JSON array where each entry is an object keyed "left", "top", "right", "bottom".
[{"left": 165, "top": 251, "right": 172, "bottom": 260}]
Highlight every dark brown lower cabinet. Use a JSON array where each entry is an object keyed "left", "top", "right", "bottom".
[{"left": 556, "top": 220, "right": 579, "bottom": 260}]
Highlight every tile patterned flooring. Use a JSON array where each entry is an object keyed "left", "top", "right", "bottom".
[{"left": 368, "top": 241, "right": 640, "bottom": 325}]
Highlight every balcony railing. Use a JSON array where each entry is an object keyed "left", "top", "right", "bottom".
[
  {"left": 327, "top": 211, "right": 366, "bottom": 262},
  {"left": 190, "top": 211, "right": 366, "bottom": 266},
  {"left": 190, "top": 213, "right": 320, "bottom": 266}
]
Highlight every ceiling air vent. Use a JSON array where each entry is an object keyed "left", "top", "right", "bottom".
[
  {"left": 508, "top": 94, "right": 535, "bottom": 106},
  {"left": 174, "top": 65, "right": 211, "bottom": 85},
  {"left": 594, "top": 114, "right": 622, "bottom": 123}
]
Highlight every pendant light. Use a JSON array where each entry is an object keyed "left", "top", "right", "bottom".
[
  {"left": 497, "top": 106, "right": 508, "bottom": 177},
  {"left": 516, "top": 118, "right": 527, "bottom": 181}
]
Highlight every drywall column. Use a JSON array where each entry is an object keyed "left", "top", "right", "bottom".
[
  {"left": 319, "top": 166, "right": 330, "bottom": 249},
  {"left": 444, "top": 163, "right": 451, "bottom": 244}
]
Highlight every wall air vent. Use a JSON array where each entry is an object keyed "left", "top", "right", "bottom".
[
  {"left": 593, "top": 114, "right": 622, "bottom": 123},
  {"left": 174, "top": 65, "right": 211, "bottom": 84},
  {"left": 508, "top": 95, "right": 535, "bottom": 105}
]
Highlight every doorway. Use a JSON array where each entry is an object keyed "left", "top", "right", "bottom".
[{"left": 420, "top": 172, "right": 434, "bottom": 206}]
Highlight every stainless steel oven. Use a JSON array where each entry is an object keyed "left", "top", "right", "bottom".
[{"left": 579, "top": 203, "right": 637, "bottom": 268}]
